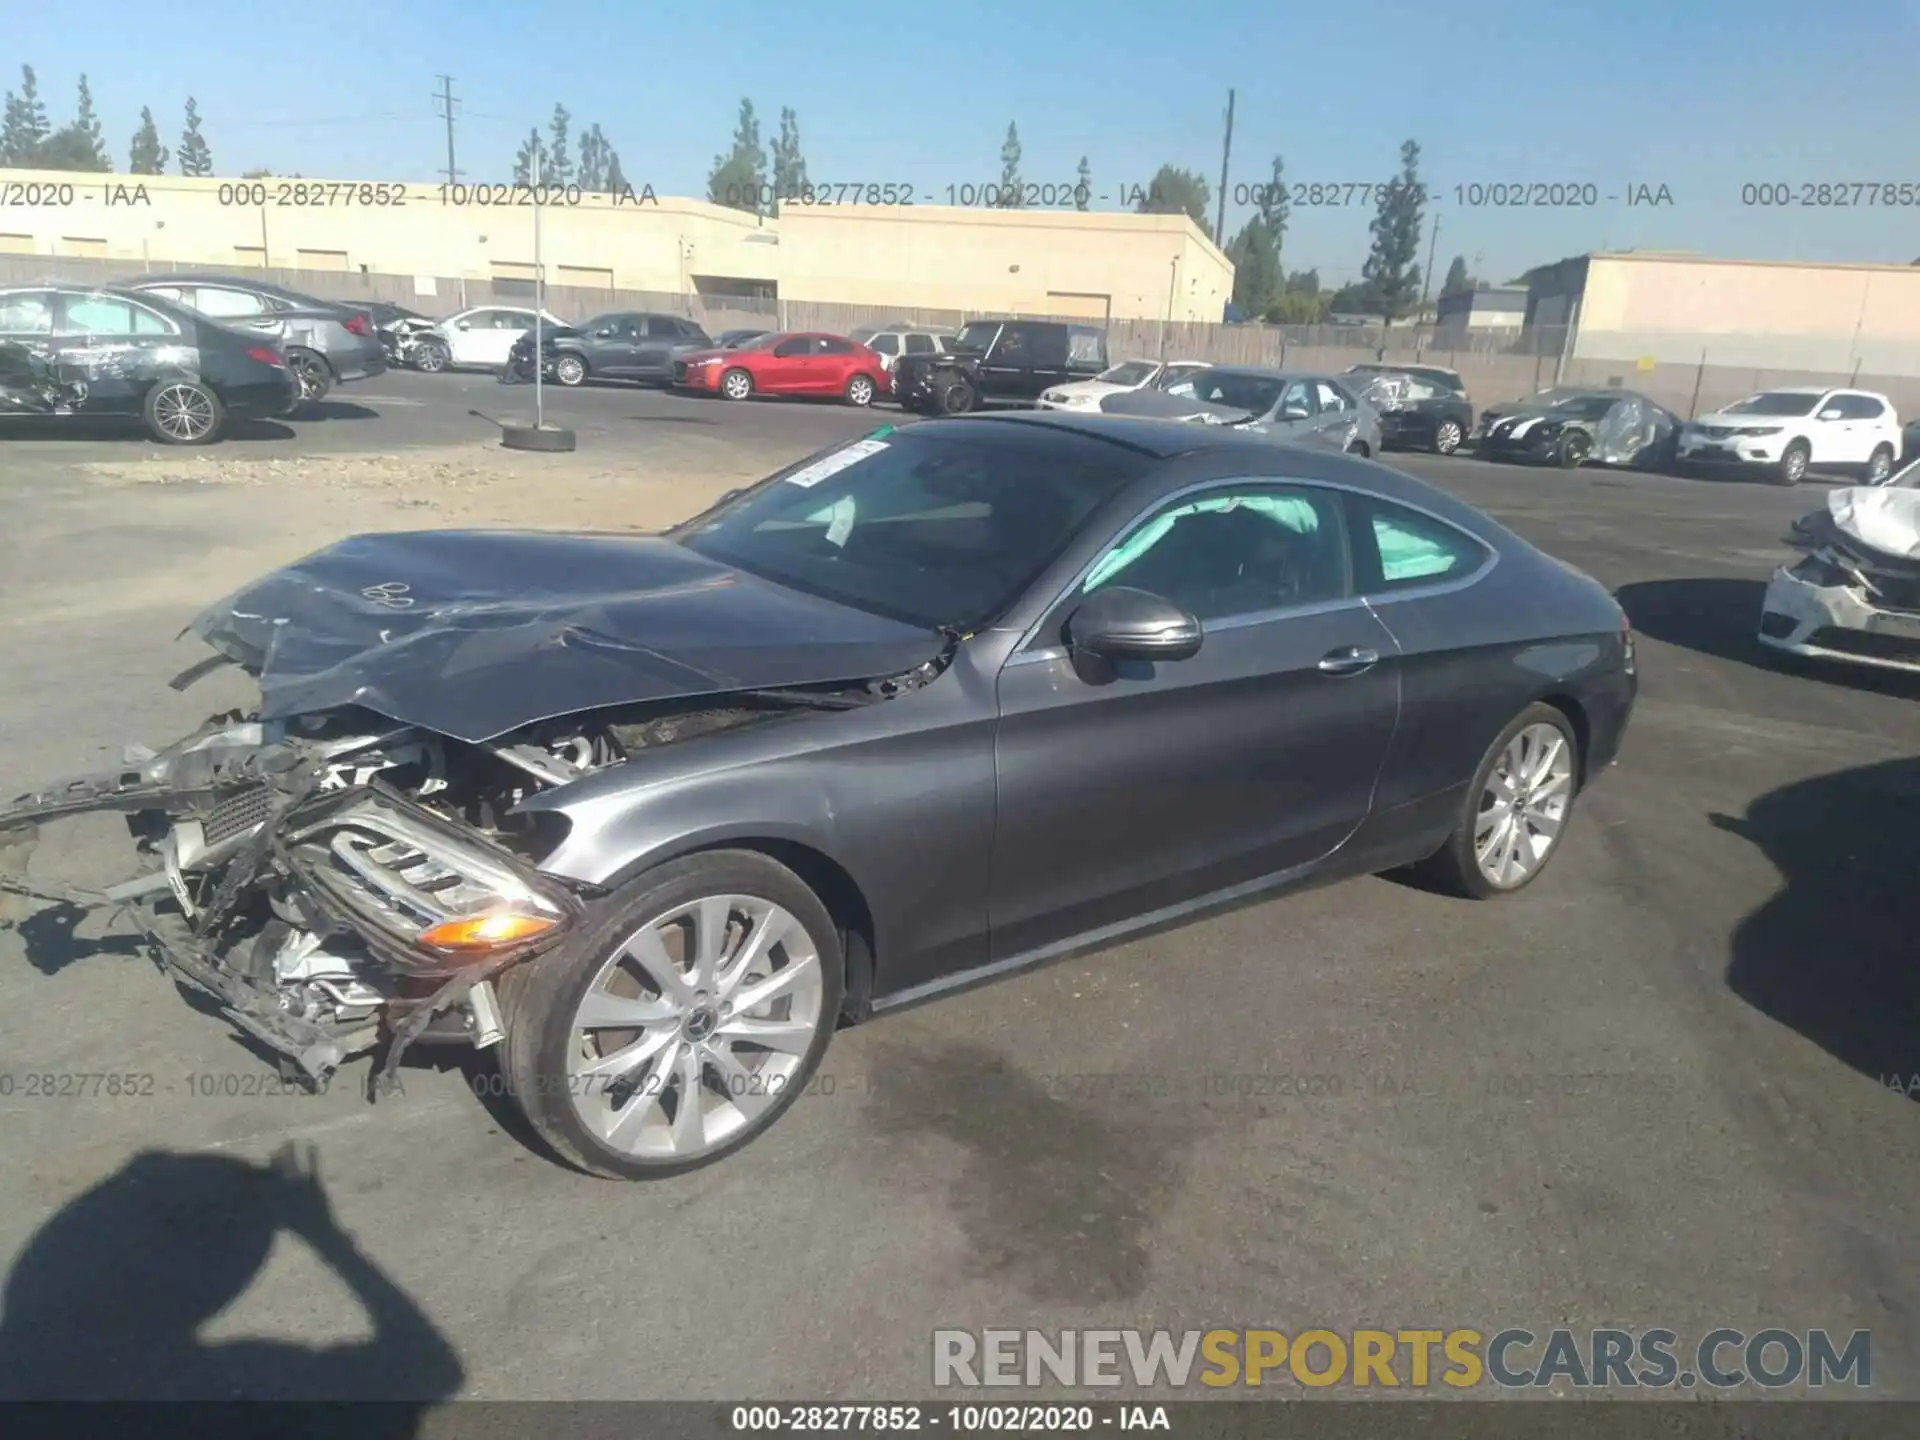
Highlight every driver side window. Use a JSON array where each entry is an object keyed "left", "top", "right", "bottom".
[
  {"left": 1277, "top": 380, "right": 1316, "bottom": 416},
  {"left": 1079, "top": 484, "right": 1351, "bottom": 623}
]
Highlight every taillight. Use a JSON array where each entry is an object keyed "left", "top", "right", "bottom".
[
  {"left": 246, "top": 346, "right": 283, "bottom": 366},
  {"left": 344, "top": 313, "right": 371, "bottom": 336},
  {"left": 1620, "top": 608, "right": 1636, "bottom": 675}
]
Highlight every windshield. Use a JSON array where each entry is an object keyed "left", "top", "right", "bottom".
[
  {"left": 674, "top": 427, "right": 1147, "bottom": 630},
  {"left": 1549, "top": 395, "right": 1621, "bottom": 421},
  {"left": 952, "top": 322, "right": 1001, "bottom": 353},
  {"left": 1725, "top": 392, "right": 1821, "bottom": 417},
  {"left": 1157, "top": 363, "right": 1210, "bottom": 389},
  {"left": 1097, "top": 361, "right": 1159, "bottom": 387}
]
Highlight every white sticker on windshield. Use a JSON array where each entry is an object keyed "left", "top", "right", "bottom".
[{"left": 783, "top": 438, "right": 890, "bottom": 488}]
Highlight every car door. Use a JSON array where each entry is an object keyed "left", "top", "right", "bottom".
[
  {"left": 759, "top": 334, "right": 816, "bottom": 392},
  {"left": 1265, "top": 377, "right": 1319, "bottom": 438},
  {"left": 0, "top": 289, "right": 64, "bottom": 411},
  {"left": 53, "top": 290, "right": 179, "bottom": 414},
  {"left": 1834, "top": 393, "right": 1890, "bottom": 464},
  {"left": 1310, "top": 379, "right": 1361, "bottom": 449},
  {"left": 444, "top": 309, "right": 499, "bottom": 367},
  {"left": 184, "top": 285, "right": 284, "bottom": 347},
  {"left": 1803, "top": 391, "right": 1855, "bottom": 465},
  {"left": 989, "top": 479, "right": 1401, "bottom": 958},
  {"left": 977, "top": 323, "right": 1032, "bottom": 402},
  {"left": 629, "top": 315, "right": 687, "bottom": 377},
  {"left": 477, "top": 309, "right": 533, "bottom": 366},
  {"left": 814, "top": 335, "right": 864, "bottom": 394},
  {"left": 1024, "top": 324, "right": 1073, "bottom": 400}
]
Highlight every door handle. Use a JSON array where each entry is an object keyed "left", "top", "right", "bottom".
[{"left": 1317, "top": 646, "right": 1380, "bottom": 676}]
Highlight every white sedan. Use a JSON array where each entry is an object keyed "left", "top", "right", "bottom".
[
  {"left": 1039, "top": 359, "right": 1212, "bottom": 411},
  {"left": 1759, "top": 474, "right": 1920, "bottom": 674},
  {"left": 420, "top": 305, "right": 569, "bottom": 372}
]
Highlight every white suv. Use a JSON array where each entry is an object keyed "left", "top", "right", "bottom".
[
  {"left": 1678, "top": 387, "right": 1902, "bottom": 486},
  {"left": 848, "top": 324, "right": 955, "bottom": 374}
]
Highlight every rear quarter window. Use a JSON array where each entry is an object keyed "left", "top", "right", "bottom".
[{"left": 1353, "top": 496, "right": 1491, "bottom": 590}]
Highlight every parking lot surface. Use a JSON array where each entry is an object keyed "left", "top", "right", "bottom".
[{"left": 2, "top": 387, "right": 1918, "bottom": 1402}]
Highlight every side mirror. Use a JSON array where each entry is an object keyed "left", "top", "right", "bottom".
[
  {"left": 1281, "top": 405, "right": 1311, "bottom": 421},
  {"left": 454, "top": 320, "right": 471, "bottom": 330},
  {"left": 1067, "top": 586, "right": 1203, "bottom": 663},
  {"left": 716, "top": 488, "right": 745, "bottom": 504}
]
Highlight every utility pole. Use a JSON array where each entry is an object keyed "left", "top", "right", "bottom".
[
  {"left": 1420, "top": 212, "right": 1442, "bottom": 314},
  {"left": 1213, "top": 88, "right": 1235, "bottom": 248},
  {"left": 433, "top": 75, "right": 460, "bottom": 185}
]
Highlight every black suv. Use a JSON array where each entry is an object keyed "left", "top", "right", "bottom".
[
  {"left": 510, "top": 311, "right": 713, "bottom": 387},
  {"left": 892, "top": 318, "right": 1107, "bottom": 415}
]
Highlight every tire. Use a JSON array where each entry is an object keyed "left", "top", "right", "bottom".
[
  {"left": 1556, "top": 431, "right": 1592, "bottom": 469},
  {"left": 142, "top": 380, "right": 225, "bottom": 445},
  {"left": 1432, "top": 419, "right": 1464, "bottom": 455},
  {"left": 500, "top": 850, "right": 844, "bottom": 1179},
  {"left": 1413, "top": 702, "right": 1581, "bottom": 900},
  {"left": 1346, "top": 440, "right": 1370, "bottom": 458},
  {"left": 284, "top": 348, "right": 332, "bottom": 404},
  {"left": 1867, "top": 444, "right": 1895, "bottom": 485},
  {"left": 845, "top": 373, "right": 876, "bottom": 407},
  {"left": 1775, "top": 440, "right": 1810, "bottom": 487},
  {"left": 414, "top": 338, "right": 450, "bottom": 373},
  {"left": 553, "top": 354, "right": 588, "bottom": 387},
  {"left": 720, "top": 368, "right": 754, "bottom": 402},
  {"left": 936, "top": 375, "right": 976, "bottom": 415}
]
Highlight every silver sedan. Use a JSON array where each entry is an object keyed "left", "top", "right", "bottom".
[{"left": 1100, "top": 367, "right": 1383, "bottom": 456}]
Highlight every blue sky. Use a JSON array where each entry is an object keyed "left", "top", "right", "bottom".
[{"left": 8, "top": 0, "right": 1920, "bottom": 285}]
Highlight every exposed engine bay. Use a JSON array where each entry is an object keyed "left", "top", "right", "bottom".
[{"left": 0, "top": 679, "right": 927, "bottom": 1093}]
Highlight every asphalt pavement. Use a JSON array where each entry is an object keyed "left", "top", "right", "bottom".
[{"left": 1, "top": 386, "right": 1918, "bottom": 1404}]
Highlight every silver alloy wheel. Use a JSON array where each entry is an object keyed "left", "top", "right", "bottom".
[
  {"left": 150, "top": 383, "right": 216, "bottom": 441},
  {"left": 847, "top": 375, "right": 874, "bottom": 406},
  {"left": 722, "top": 369, "right": 753, "bottom": 400},
  {"left": 555, "top": 355, "right": 586, "bottom": 386},
  {"left": 1434, "top": 420, "right": 1462, "bottom": 454},
  {"left": 1783, "top": 445, "right": 1809, "bottom": 483},
  {"left": 1474, "top": 722, "right": 1574, "bottom": 889},
  {"left": 416, "top": 341, "right": 448, "bottom": 372},
  {"left": 1869, "top": 449, "right": 1893, "bottom": 484},
  {"left": 290, "top": 353, "right": 327, "bottom": 400},
  {"left": 566, "top": 894, "right": 825, "bottom": 1160}
]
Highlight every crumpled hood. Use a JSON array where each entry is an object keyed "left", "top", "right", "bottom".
[
  {"left": 1827, "top": 487, "right": 1920, "bottom": 560},
  {"left": 1099, "top": 388, "right": 1255, "bottom": 424},
  {"left": 189, "top": 530, "right": 944, "bottom": 743}
]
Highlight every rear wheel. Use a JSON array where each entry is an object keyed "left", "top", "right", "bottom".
[
  {"left": 720, "top": 368, "right": 755, "bottom": 402},
  {"left": 1414, "top": 703, "right": 1581, "bottom": 900},
  {"left": 1867, "top": 444, "right": 1895, "bottom": 485},
  {"left": 285, "top": 348, "right": 332, "bottom": 403},
  {"left": 1432, "top": 419, "right": 1463, "bottom": 455},
  {"left": 500, "top": 850, "right": 843, "bottom": 1179},
  {"left": 143, "top": 380, "right": 225, "bottom": 444},
  {"left": 845, "top": 373, "right": 876, "bottom": 407}
]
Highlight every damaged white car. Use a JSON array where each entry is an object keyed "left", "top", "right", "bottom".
[{"left": 1760, "top": 463, "right": 1920, "bottom": 672}]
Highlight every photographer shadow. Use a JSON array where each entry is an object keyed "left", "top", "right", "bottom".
[{"left": 0, "top": 1144, "right": 464, "bottom": 1424}]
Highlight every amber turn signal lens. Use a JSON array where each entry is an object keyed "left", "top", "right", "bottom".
[{"left": 418, "top": 911, "right": 558, "bottom": 953}]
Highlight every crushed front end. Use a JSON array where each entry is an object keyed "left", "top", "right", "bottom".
[
  {"left": 1760, "top": 487, "right": 1920, "bottom": 673},
  {"left": 0, "top": 707, "right": 592, "bottom": 1091}
]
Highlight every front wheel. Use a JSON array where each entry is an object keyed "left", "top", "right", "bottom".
[
  {"left": 1775, "top": 440, "right": 1810, "bottom": 487},
  {"left": 414, "top": 338, "right": 450, "bottom": 373},
  {"left": 936, "top": 376, "right": 976, "bottom": 415},
  {"left": 1432, "top": 419, "right": 1464, "bottom": 455},
  {"left": 1413, "top": 702, "right": 1581, "bottom": 900},
  {"left": 500, "top": 850, "right": 844, "bottom": 1179},
  {"left": 143, "top": 380, "right": 225, "bottom": 444},
  {"left": 720, "top": 368, "right": 755, "bottom": 402},
  {"left": 1556, "top": 431, "right": 1592, "bottom": 469},
  {"left": 553, "top": 354, "right": 588, "bottom": 387},
  {"left": 845, "top": 373, "right": 876, "bottom": 407}
]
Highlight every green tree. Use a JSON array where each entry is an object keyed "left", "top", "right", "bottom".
[
  {"left": 0, "top": 65, "right": 52, "bottom": 165},
  {"left": 1361, "top": 138, "right": 1425, "bottom": 323},
  {"left": 707, "top": 98, "right": 767, "bottom": 213},
  {"left": 1135, "top": 164, "right": 1210, "bottom": 227},
  {"left": 546, "top": 104, "right": 573, "bottom": 186},
  {"left": 1267, "top": 289, "right": 1329, "bottom": 324},
  {"left": 771, "top": 106, "right": 808, "bottom": 211},
  {"left": 1440, "top": 254, "right": 1473, "bottom": 298},
  {"left": 998, "top": 122, "right": 1023, "bottom": 207},
  {"left": 1227, "top": 216, "right": 1280, "bottom": 318},
  {"left": 1285, "top": 268, "right": 1320, "bottom": 295},
  {"left": 605, "top": 148, "right": 629, "bottom": 194},
  {"left": 1255, "top": 154, "right": 1289, "bottom": 257},
  {"left": 576, "top": 124, "right": 605, "bottom": 191},
  {"left": 1075, "top": 155, "right": 1091, "bottom": 210},
  {"left": 35, "top": 124, "right": 108, "bottom": 171},
  {"left": 177, "top": 97, "right": 213, "bottom": 176},
  {"left": 129, "top": 106, "right": 168, "bottom": 174},
  {"left": 512, "top": 128, "right": 546, "bottom": 184},
  {"left": 72, "top": 74, "right": 108, "bottom": 169}
]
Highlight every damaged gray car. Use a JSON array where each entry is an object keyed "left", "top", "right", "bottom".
[{"left": 1, "top": 414, "right": 1636, "bottom": 1178}]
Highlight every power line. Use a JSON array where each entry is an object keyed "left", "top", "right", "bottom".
[{"left": 433, "top": 75, "right": 461, "bottom": 185}]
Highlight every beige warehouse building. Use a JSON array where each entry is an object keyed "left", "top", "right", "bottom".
[{"left": 0, "top": 167, "right": 1232, "bottom": 322}]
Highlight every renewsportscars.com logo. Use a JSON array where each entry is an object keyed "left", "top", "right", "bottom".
[{"left": 932, "top": 1327, "right": 1872, "bottom": 1391}]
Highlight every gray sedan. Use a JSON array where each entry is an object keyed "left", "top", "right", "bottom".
[
  {"left": 1101, "top": 367, "right": 1383, "bottom": 456},
  {"left": 121, "top": 274, "right": 387, "bottom": 402},
  {"left": 0, "top": 413, "right": 1635, "bottom": 1179}
]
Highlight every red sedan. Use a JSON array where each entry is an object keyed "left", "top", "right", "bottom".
[{"left": 670, "top": 331, "right": 888, "bottom": 406}]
